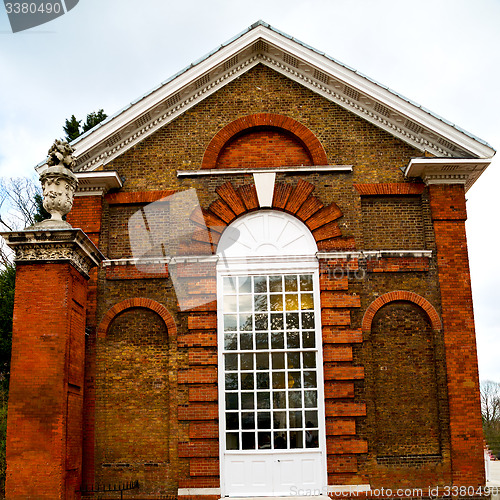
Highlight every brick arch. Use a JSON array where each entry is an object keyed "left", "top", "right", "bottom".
[
  {"left": 97, "top": 298, "right": 177, "bottom": 339},
  {"left": 201, "top": 113, "right": 328, "bottom": 169},
  {"left": 362, "top": 291, "right": 441, "bottom": 332},
  {"left": 189, "top": 178, "right": 356, "bottom": 254}
]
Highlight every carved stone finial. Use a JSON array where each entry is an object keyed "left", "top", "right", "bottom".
[{"left": 30, "top": 140, "right": 79, "bottom": 229}]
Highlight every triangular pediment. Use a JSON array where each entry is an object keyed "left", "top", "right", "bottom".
[{"left": 38, "top": 21, "right": 494, "bottom": 173}]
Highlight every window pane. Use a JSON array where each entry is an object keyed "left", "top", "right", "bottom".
[
  {"left": 254, "top": 276, "right": 267, "bottom": 293},
  {"left": 223, "top": 277, "right": 237, "bottom": 293},
  {"left": 258, "top": 412, "right": 271, "bottom": 429},
  {"left": 256, "top": 353, "right": 269, "bottom": 370},
  {"left": 274, "top": 432, "right": 287, "bottom": 449},
  {"left": 290, "top": 430, "right": 303, "bottom": 449},
  {"left": 270, "top": 313, "right": 284, "bottom": 330},
  {"left": 255, "top": 314, "right": 268, "bottom": 331},
  {"left": 299, "top": 275, "right": 313, "bottom": 291},
  {"left": 271, "top": 331, "right": 284, "bottom": 349},
  {"left": 270, "top": 295, "right": 283, "bottom": 311},
  {"left": 285, "top": 294, "right": 299, "bottom": 311},
  {"left": 305, "top": 410, "right": 318, "bottom": 428},
  {"left": 303, "top": 351, "right": 316, "bottom": 368},
  {"left": 288, "top": 391, "right": 302, "bottom": 408},
  {"left": 226, "top": 393, "right": 238, "bottom": 410},
  {"left": 305, "top": 429, "right": 319, "bottom": 448},
  {"left": 289, "top": 411, "right": 303, "bottom": 428},
  {"left": 287, "top": 331, "right": 300, "bottom": 349},
  {"left": 272, "top": 352, "right": 285, "bottom": 369},
  {"left": 284, "top": 275, "right": 298, "bottom": 292},
  {"left": 272, "top": 372, "right": 285, "bottom": 389},
  {"left": 286, "top": 313, "right": 299, "bottom": 330},
  {"left": 239, "top": 295, "right": 252, "bottom": 312},
  {"left": 273, "top": 411, "right": 286, "bottom": 428},
  {"left": 287, "top": 352, "right": 300, "bottom": 369},
  {"left": 302, "top": 331, "right": 315, "bottom": 348},
  {"left": 300, "top": 293, "right": 314, "bottom": 310},
  {"left": 257, "top": 372, "right": 270, "bottom": 389},
  {"left": 242, "top": 432, "right": 255, "bottom": 450},
  {"left": 226, "top": 413, "right": 239, "bottom": 430},
  {"left": 256, "top": 332, "right": 268, "bottom": 350},
  {"left": 254, "top": 294, "right": 268, "bottom": 312},
  {"left": 258, "top": 432, "right": 272, "bottom": 449},
  {"left": 226, "top": 432, "right": 239, "bottom": 450},
  {"left": 302, "top": 312, "right": 315, "bottom": 330},
  {"left": 238, "top": 276, "right": 251, "bottom": 293},
  {"left": 303, "top": 371, "right": 317, "bottom": 388},
  {"left": 288, "top": 371, "right": 301, "bottom": 389},
  {"left": 225, "top": 353, "right": 238, "bottom": 371},
  {"left": 224, "top": 333, "right": 237, "bottom": 350},
  {"left": 273, "top": 391, "right": 286, "bottom": 409},
  {"left": 241, "top": 393, "right": 254, "bottom": 409},
  {"left": 269, "top": 276, "right": 282, "bottom": 292},
  {"left": 240, "top": 353, "right": 253, "bottom": 370},
  {"left": 225, "top": 373, "right": 238, "bottom": 390},
  {"left": 304, "top": 390, "right": 317, "bottom": 408},
  {"left": 257, "top": 392, "right": 270, "bottom": 409},
  {"left": 224, "top": 295, "right": 237, "bottom": 312},
  {"left": 240, "top": 332, "right": 253, "bottom": 350},
  {"left": 241, "top": 373, "right": 254, "bottom": 390},
  {"left": 224, "top": 315, "right": 237, "bottom": 331},
  {"left": 242, "top": 412, "right": 255, "bottom": 429},
  {"left": 240, "top": 314, "right": 252, "bottom": 331}
]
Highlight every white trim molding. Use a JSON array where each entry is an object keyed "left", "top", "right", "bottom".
[
  {"left": 178, "top": 488, "right": 221, "bottom": 496},
  {"left": 74, "top": 171, "right": 123, "bottom": 196},
  {"left": 404, "top": 158, "right": 492, "bottom": 192},
  {"left": 177, "top": 165, "right": 353, "bottom": 177}
]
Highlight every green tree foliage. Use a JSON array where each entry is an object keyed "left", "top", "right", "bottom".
[
  {"left": 481, "top": 380, "right": 500, "bottom": 457},
  {"left": 0, "top": 265, "right": 14, "bottom": 385},
  {"left": 63, "top": 109, "right": 107, "bottom": 142}
]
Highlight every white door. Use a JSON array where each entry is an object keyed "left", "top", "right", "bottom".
[{"left": 219, "top": 272, "right": 327, "bottom": 497}]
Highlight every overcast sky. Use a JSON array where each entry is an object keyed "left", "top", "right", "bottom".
[{"left": 1, "top": 0, "right": 499, "bottom": 382}]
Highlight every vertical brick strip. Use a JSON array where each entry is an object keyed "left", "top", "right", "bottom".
[{"left": 429, "top": 183, "right": 485, "bottom": 486}]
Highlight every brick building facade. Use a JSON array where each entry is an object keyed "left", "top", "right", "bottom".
[{"left": 3, "top": 21, "right": 495, "bottom": 500}]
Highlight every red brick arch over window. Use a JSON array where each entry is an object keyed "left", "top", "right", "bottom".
[
  {"left": 97, "top": 298, "right": 177, "bottom": 339},
  {"left": 362, "top": 291, "right": 442, "bottom": 333},
  {"left": 201, "top": 113, "right": 328, "bottom": 169}
]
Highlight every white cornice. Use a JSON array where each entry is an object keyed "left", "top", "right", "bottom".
[
  {"left": 35, "top": 23, "right": 495, "bottom": 174},
  {"left": 74, "top": 171, "right": 123, "bottom": 196},
  {"left": 405, "top": 158, "right": 491, "bottom": 191}
]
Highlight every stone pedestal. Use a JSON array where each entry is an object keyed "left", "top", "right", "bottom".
[{"left": 1, "top": 229, "right": 103, "bottom": 500}]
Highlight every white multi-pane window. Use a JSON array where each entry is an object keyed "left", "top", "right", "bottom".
[
  {"left": 217, "top": 211, "right": 327, "bottom": 496},
  {"left": 222, "top": 273, "right": 320, "bottom": 452}
]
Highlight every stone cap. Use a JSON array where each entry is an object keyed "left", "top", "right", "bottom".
[{"left": 0, "top": 228, "right": 105, "bottom": 278}]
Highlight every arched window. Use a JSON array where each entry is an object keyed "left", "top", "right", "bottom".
[{"left": 217, "top": 210, "right": 327, "bottom": 496}]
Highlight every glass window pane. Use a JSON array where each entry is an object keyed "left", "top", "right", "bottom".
[
  {"left": 254, "top": 294, "right": 268, "bottom": 312},
  {"left": 302, "top": 312, "right": 315, "bottom": 330},
  {"left": 284, "top": 275, "right": 298, "bottom": 292},
  {"left": 256, "top": 353, "right": 269, "bottom": 370},
  {"left": 225, "top": 353, "right": 238, "bottom": 371},
  {"left": 257, "top": 392, "right": 270, "bottom": 409},
  {"left": 300, "top": 293, "right": 314, "bottom": 310},
  {"left": 269, "top": 275, "right": 282, "bottom": 292},
  {"left": 258, "top": 412, "right": 271, "bottom": 429},
  {"left": 287, "top": 352, "right": 300, "bottom": 369},
  {"left": 257, "top": 372, "right": 269, "bottom": 389},
  {"left": 224, "top": 295, "right": 237, "bottom": 312},
  {"left": 299, "top": 275, "right": 313, "bottom": 291},
  {"left": 254, "top": 276, "right": 268, "bottom": 293},
  {"left": 304, "top": 390, "right": 317, "bottom": 408},
  {"left": 226, "top": 432, "right": 239, "bottom": 450},
  {"left": 258, "top": 432, "right": 272, "bottom": 449},
  {"left": 288, "top": 371, "right": 301, "bottom": 389},
  {"left": 290, "top": 430, "right": 303, "bottom": 449},
  {"left": 240, "top": 353, "right": 253, "bottom": 370},
  {"left": 285, "top": 294, "right": 299, "bottom": 311},
  {"left": 288, "top": 391, "right": 302, "bottom": 408},
  {"left": 289, "top": 411, "right": 303, "bottom": 428},
  {"left": 225, "top": 373, "right": 238, "bottom": 390},
  {"left": 272, "top": 352, "right": 285, "bottom": 369},
  {"left": 305, "top": 410, "right": 318, "bottom": 428},
  {"left": 255, "top": 314, "right": 268, "bottom": 331},
  {"left": 240, "top": 314, "right": 252, "bottom": 331},
  {"left": 270, "top": 295, "right": 283, "bottom": 311},
  {"left": 286, "top": 313, "right": 299, "bottom": 330},
  {"left": 223, "top": 277, "right": 237, "bottom": 293},
  {"left": 224, "top": 315, "right": 237, "bottom": 331},
  {"left": 224, "top": 333, "right": 237, "bottom": 350},
  {"left": 287, "top": 331, "right": 300, "bottom": 349},
  {"left": 303, "top": 352, "right": 316, "bottom": 368},
  {"left": 226, "top": 393, "right": 238, "bottom": 410},
  {"left": 256, "top": 332, "right": 268, "bottom": 350},
  {"left": 242, "top": 412, "right": 255, "bottom": 429},
  {"left": 242, "top": 432, "right": 255, "bottom": 450},
  {"left": 305, "top": 429, "right": 319, "bottom": 448},
  {"left": 239, "top": 295, "right": 252, "bottom": 312},
  {"left": 240, "top": 332, "right": 253, "bottom": 350},
  {"left": 272, "top": 372, "right": 285, "bottom": 389},
  {"left": 273, "top": 411, "right": 286, "bottom": 429},
  {"left": 273, "top": 391, "right": 286, "bottom": 409},
  {"left": 226, "top": 413, "right": 239, "bottom": 430},
  {"left": 241, "top": 373, "right": 254, "bottom": 390},
  {"left": 271, "top": 331, "right": 284, "bottom": 349},
  {"left": 274, "top": 431, "right": 287, "bottom": 449},
  {"left": 303, "top": 371, "right": 317, "bottom": 388},
  {"left": 238, "top": 276, "right": 251, "bottom": 293},
  {"left": 270, "top": 313, "right": 284, "bottom": 330},
  {"left": 241, "top": 393, "right": 254, "bottom": 409},
  {"left": 302, "top": 331, "right": 315, "bottom": 348}
]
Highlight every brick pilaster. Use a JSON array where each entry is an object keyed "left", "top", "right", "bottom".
[{"left": 429, "top": 183, "right": 485, "bottom": 486}]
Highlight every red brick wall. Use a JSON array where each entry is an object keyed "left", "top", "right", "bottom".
[
  {"left": 6, "top": 262, "right": 88, "bottom": 499},
  {"left": 429, "top": 184, "right": 485, "bottom": 486}
]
